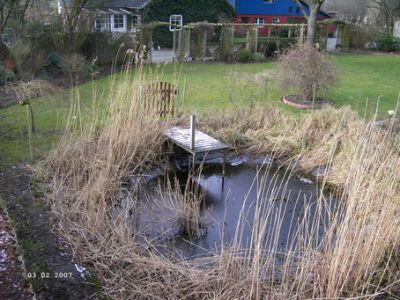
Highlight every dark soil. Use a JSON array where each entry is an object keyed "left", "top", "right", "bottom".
[
  {"left": 282, "top": 95, "right": 333, "bottom": 110},
  {"left": 0, "top": 166, "right": 100, "bottom": 299},
  {"left": 0, "top": 207, "right": 34, "bottom": 299}
]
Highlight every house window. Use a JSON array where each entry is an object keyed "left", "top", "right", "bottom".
[
  {"left": 95, "top": 14, "right": 110, "bottom": 32},
  {"left": 289, "top": 7, "right": 293, "bottom": 14},
  {"left": 254, "top": 17, "right": 264, "bottom": 26},
  {"left": 296, "top": 7, "right": 301, "bottom": 14},
  {"left": 241, "top": 16, "right": 249, "bottom": 23},
  {"left": 114, "top": 14, "right": 124, "bottom": 29},
  {"left": 132, "top": 15, "right": 138, "bottom": 26},
  {"left": 272, "top": 18, "right": 280, "bottom": 24}
]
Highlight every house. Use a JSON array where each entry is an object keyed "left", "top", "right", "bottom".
[
  {"left": 229, "top": 0, "right": 330, "bottom": 26},
  {"left": 58, "top": 0, "right": 151, "bottom": 32}
]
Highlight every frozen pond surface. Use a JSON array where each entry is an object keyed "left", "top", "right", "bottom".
[
  {"left": 120, "top": 157, "right": 339, "bottom": 259},
  {"left": 167, "top": 164, "right": 337, "bottom": 258}
]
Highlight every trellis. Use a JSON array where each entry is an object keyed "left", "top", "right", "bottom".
[{"left": 134, "top": 21, "right": 349, "bottom": 63}]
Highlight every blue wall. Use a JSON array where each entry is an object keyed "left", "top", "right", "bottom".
[{"left": 234, "top": 0, "right": 328, "bottom": 17}]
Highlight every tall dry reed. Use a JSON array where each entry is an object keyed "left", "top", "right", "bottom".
[{"left": 42, "top": 58, "right": 399, "bottom": 299}]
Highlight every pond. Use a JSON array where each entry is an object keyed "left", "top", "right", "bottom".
[{"left": 118, "top": 155, "right": 339, "bottom": 260}]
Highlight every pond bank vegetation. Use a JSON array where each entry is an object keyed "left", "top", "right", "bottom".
[{"left": 41, "top": 61, "right": 400, "bottom": 299}]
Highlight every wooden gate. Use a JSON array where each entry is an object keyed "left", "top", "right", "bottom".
[{"left": 142, "top": 81, "right": 177, "bottom": 117}]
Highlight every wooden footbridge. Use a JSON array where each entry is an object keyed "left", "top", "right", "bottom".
[
  {"left": 165, "top": 116, "right": 229, "bottom": 156},
  {"left": 141, "top": 81, "right": 229, "bottom": 156}
]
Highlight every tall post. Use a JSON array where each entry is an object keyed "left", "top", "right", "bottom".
[
  {"left": 178, "top": 30, "right": 182, "bottom": 61},
  {"left": 299, "top": 24, "right": 305, "bottom": 44},
  {"left": 203, "top": 31, "right": 207, "bottom": 59},
  {"left": 190, "top": 115, "right": 196, "bottom": 151},
  {"left": 149, "top": 28, "right": 153, "bottom": 63},
  {"left": 255, "top": 26, "right": 258, "bottom": 53},
  {"left": 246, "top": 27, "right": 250, "bottom": 50},
  {"left": 187, "top": 28, "right": 191, "bottom": 60},
  {"left": 173, "top": 30, "right": 176, "bottom": 61}
]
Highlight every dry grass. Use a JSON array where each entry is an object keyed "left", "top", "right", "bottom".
[
  {"left": 42, "top": 58, "right": 400, "bottom": 299},
  {"left": 200, "top": 105, "right": 390, "bottom": 186}
]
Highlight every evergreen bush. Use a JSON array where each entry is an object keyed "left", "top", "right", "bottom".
[
  {"left": 377, "top": 33, "right": 400, "bottom": 52},
  {"left": 237, "top": 49, "right": 253, "bottom": 63}
]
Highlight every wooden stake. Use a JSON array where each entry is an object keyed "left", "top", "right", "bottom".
[{"left": 312, "top": 83, "right": 317, "bottom": 110}]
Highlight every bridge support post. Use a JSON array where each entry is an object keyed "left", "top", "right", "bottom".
[{"left": 190, "top": 115, "right": 196, "bottom": 151}]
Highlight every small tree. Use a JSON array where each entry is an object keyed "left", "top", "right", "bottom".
[
  {"left": 295, "top": 0, "right": 326, "bottom": 44},
  {"left": 277, "top": 43, "right": 336, "bottom": 102},
  {"left": 371, "top": 0, "right": 400, "bottom": 35},
  {"left": 14, "top": 80, "right": 57, "bottom": 159},
  {"left": 328, "top": 0, "right": 370, "bottom": 24},
  {"left": 0, "top": 0, "right": 31, "bottom": 34}
]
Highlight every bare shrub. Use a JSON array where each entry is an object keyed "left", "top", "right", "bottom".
[
  {"left": 13, "top": 80, "right": 59, "bottom": 129},
  {"left": 61, "top": 53, "right": 87, "bottom": 81},
  {"left": 277, "top": 43, "right": 337, "bottom": 101},
  {"left": 349, "top": 24, "right": 380, "bottom": 49},
  {"left": 12, "top": 80, "right": 58, "bottom": 102}
]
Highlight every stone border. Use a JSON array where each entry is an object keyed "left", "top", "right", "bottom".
[{"left": 281, "top": 95, "right": 332, "bottom": 110}]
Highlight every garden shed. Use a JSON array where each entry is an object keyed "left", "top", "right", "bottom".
[{"left": 318, "top": 19, "right": 350, "bottom": 51}]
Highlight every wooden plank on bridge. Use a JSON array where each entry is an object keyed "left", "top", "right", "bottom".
[{"left": 165, "top": 126, "right": 229, "bottom": 155}]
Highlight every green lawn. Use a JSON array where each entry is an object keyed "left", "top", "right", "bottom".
[{"left": 0, "top": 53, "right": 399, "bottom": 167}]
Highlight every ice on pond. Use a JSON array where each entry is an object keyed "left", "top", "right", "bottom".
[
  {"left": 229, "top": 155, "right": 248, "bottom": 166},
  {"left": 300, "top": 178, "right": 314, "bottom": 184},
  {"left": 229, "top": 155, "right": 273, "bottom": 167}
]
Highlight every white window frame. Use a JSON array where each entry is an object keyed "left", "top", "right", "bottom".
[
  {"left": 254, "top": 17, "right": 265, "bottom": 27},
  {"left": 272, "top": 18, "right": 280, "bottom": 24},
  {"left": 95, "top": 13, "right": 111, "bottom": 32},
  {"left": 169, "top": 15, "right": 183, "bottom": 32},
  {"left": 111, "top": 14, "right": 126, "bottom": 32},
  {"left": 113, "top": 14, "right": 124, "bottom": 29}
]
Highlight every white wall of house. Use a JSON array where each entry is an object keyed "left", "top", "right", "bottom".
[
  {"left": 394, "top": 21, "right": 400, "bottom": 38},
  {"left": 94, "top": 13, "right": 142, "bottom": 33}
]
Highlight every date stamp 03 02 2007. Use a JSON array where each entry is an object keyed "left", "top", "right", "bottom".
[{"left": 26, "top": 272, "right": 74, "bottom": 279}]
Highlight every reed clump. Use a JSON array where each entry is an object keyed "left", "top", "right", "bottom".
[
  {"left": 43, "top": 63, "right": 399, "bottom": 299},
  {"left": 200, "top": 105, "right": 398, "bottom": 186}
]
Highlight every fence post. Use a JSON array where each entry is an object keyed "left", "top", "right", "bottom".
[
  {"left": 221, "top": 25, "right": 234, "bottom": 62},
  {"left": 255, "top": 26, "right": 259, "bottom": 53},
  {"left": 299, "top": 24, "right": 305, "bottom": 44},
  {"left": 178, "top": 30, "right": 182, "bottom": 61},
  {"left": 187, "top": 27, "right": 191, "bottom": 60},
  {"left": 172, "top": 30, "right": 175, "bottom": 61},
  {"left": 246, "top": 27, "right": 250, "bottom": 50},
  {"left": 149, "top": 28, "right": 153, "bottom": 63},
  {"left": 203, "top": 31, "right": 207, "bottom": 59}
]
